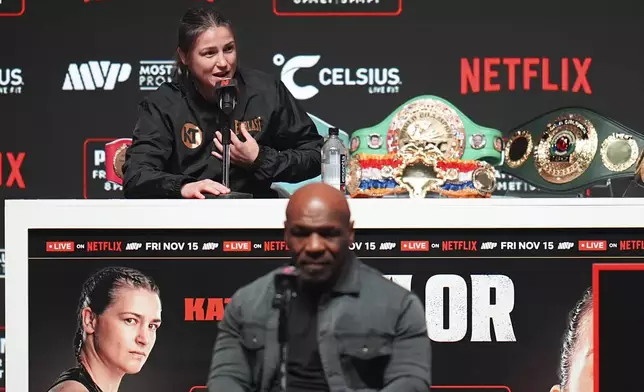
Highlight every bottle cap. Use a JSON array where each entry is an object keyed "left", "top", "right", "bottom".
[{"left": 329, "top": 127, "right": 339, "bottom": 136}]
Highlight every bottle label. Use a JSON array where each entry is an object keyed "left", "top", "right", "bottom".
[{"left": 340, "top": 153, "right": 347, "bottom": 192}]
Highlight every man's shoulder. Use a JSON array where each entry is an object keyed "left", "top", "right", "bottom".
[
  {"left": 230, "top": 267, "right": 281, "bottom": 303},
  {"left": 357, "top": 260, "right": 412, "bottom": 299}
]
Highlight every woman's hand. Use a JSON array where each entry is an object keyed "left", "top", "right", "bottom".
[
  {"left": 212, "top": 123, "right": 260, "bottom": 166},
  {"left": 180, "top": 179, "right": 230, "bottom": 199}
]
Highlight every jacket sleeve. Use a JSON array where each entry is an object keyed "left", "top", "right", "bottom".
[
  {"left": 380, "top": 293, "right": 432, "bottom": 392},
  {"left": 249, "top": 81, "right": 323, "bottom": 183},
  {"left": 122, "top": 100, "right": 195, "bottom": 199},
  {"left": 207, "top": 292, "right": 252, "bottom": 392}
]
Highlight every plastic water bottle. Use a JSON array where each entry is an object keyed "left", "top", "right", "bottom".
[{"left": 321, "top": 127, "right": 347, "bottom": 193}]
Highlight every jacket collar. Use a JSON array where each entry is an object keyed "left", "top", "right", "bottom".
[
  {"left": 231, "top": 66, "right": 260, "bottom": 120},
  {"left": 330, "top": 252, "right": 361, "bottom": 295}
]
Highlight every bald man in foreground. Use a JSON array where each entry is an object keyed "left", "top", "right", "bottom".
[{"left": 207, "top": 183, "right": 432, "bottom": 392}]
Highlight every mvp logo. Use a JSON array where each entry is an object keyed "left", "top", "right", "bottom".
[
  {"left": 460, "top": 57, "right": 592, "bottom": 95},
  {"left": 63, "top": 61, "right": 132, "bottom": 91}
]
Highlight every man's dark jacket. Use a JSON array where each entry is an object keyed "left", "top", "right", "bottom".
[
  {"left": 122, "top": 67, "right": 323, "bottom": 198},
  {"left": 207, "top": 255, "right": 432, "bottom": 392}
]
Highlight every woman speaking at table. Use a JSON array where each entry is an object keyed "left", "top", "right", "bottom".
[{"left": 122, "top": 7, "right": 323, "bottom": 199}]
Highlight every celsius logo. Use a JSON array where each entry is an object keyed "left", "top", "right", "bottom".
[
  {"left": 273, "top": 54, "right": 401, "bottom": 100},
  {"left": 0, "top": 68, "right": 23, "bottom": 94},
  {"left": 63, "top": 61, "right": 132, "bottom": 91}
]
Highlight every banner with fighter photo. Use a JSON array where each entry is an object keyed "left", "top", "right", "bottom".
[{"left": 22, "top": 227, "right": 644, "bottom": 392}]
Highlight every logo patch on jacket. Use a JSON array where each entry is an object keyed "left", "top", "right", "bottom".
[
  {"left": 181, "top": 123, "right": 203, "bottom": 149},
  {"left": 234, "top": 116, "right": 262, "bottom": 135}
]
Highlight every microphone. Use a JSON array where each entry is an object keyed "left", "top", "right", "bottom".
[
  {"left": 208, "top": 78, "right": 252, "bottom": 199},
  {"left": 273, "top": 266, "right": 299, "bottom": 309},
  {"left": 215, "top": 79, "right": 238, "bottom": 117},
  {"left": 273, "top": 265, "right": 298, "bottom": 391}
]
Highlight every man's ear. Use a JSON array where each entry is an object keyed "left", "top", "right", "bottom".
[
  {"left": 348, "top": 220, "right": 355, "bottom": 244},
  {"left": 81, "top": 307, "right": 97, "bottom": 335},
  {"left": 550, "top": 384, "right": 561, "bottom": 392},
  {"left": 284, "top": 221, "right": 291, "bottom": 244}
]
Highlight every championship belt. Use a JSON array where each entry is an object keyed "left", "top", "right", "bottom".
[
  {"left": 105, "top": 138, "right": 132, "bottom": 185},
  {"left": 349, "top": 95, "right": 504, "bottom": 163},
  {"left": 501, "top": 107, "right": 644, "bottom": 193},
  {"left": 347, "top": 96, "right": 501, "bottom": 198}
]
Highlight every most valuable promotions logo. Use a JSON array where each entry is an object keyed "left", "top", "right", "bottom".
[
  {"left": 273, "top": 0, "right": 402, "bottom": 16},
  {"left": 273, "top": 53, "right": 402, "bottom": 100},
  {"left": 63, "top": 61, "right": 132, "bottom": 91},
  {"left": 0, "top": 68, "right": 23, "bottom": 94},
  {"left": 139, "top": 60, "right": 174, "bottom": 91}
]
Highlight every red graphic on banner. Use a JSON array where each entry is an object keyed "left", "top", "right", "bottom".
[
  {"left": 619, "top": 240, "right": 644, "bottom": 251},
  {"left": 264, "top": 241, "right": 289, "bottom": 252},
  {"left": 578, "top": 240, "right": 607, "bottom": 251},
  {"left": 46, "top": 241, "right": 75, "bottom": 252},
  {"left": 401, "top": 240, "right": 429, "bottom": 251},
  {"left": 460, "top": 57, "right": 592, "bottom": 95},
  {"left": 592, "top": 263, "right": 644, "bottom": 392},
  {"left": 185, "top": 298, "right": 231, "bottom": 321},
  {"left": 442, "top": 241, "right": 478, "bottom": 252},
  {"left": 86, "top": 241, "right": 122, "bottom": 252},
  {"left": 223, "top": 241, "right": 251, "bottom": 252},
  {"left": 0, "top": 0, "right": 25, "bottom": 16},
  {"left": 0, "top": 152, "right": 26, "bottom": 189}
]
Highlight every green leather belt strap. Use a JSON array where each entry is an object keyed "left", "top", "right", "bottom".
[
  {"left": 349, "top": 95, "right": 504, "bottom": 166},
  {"left": 501, "top": 107, "right": 644, "bottom": 193}
]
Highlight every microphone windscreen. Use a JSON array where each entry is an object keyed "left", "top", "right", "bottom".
[{"left": 214, "top": 78, "right": 238, "bottom": 91}]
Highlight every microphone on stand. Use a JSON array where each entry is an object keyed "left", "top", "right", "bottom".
[
  {"left": 272, "top": 265, "right": 299, "bottom": 392},
  {"left": 209, "top": 79, "right": 253, "bottom": 199},
  {"left": 273, "top": 266, "right": 299, "bottom": 308}
]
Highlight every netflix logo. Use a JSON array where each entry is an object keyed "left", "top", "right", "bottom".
[
  {"left": 46, "top": 241, "right": 75, "bottom": 252},
  {"left": 460, "top": 57, "right": 592, "bottom": 95},
  {"left": 264, "top": 241, "right": 289, "bottom": 252},
  {"left": 0, "top": 152, "right": 26, "bottom": 189},
  {"left": 619, "top": 240, "right": 644, "bottom": 251},
  {"left": 87, "top": 241, "right": 122, "bottom": 252}
]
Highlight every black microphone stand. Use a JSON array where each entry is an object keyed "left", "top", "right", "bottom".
[
  {"left": 272, "top": 275, "right": 296, "bottom": 392},
  {"left": 209, "top": 95, "right": 253, "bottom": 199}
]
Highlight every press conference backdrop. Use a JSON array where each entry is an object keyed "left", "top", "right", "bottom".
[
  {"left": 2, "top": 0, "right": 644, "bottom": 247},
  {"left": 24, "top": 228, "right": 644, "bottom": 392}
]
